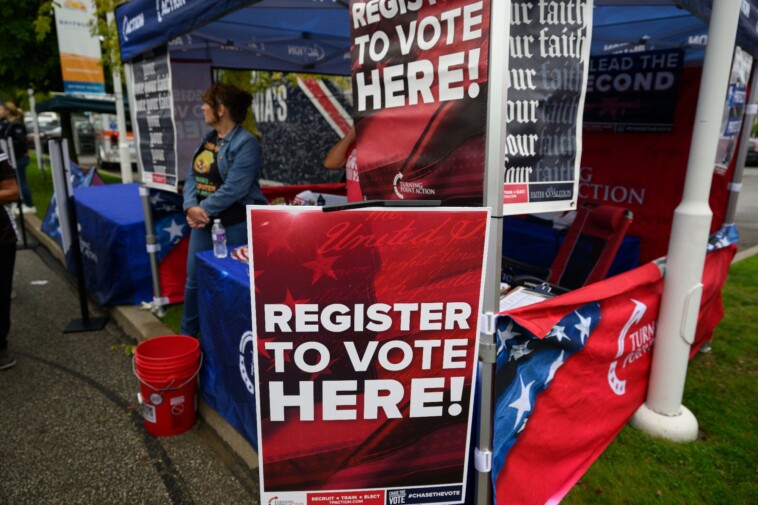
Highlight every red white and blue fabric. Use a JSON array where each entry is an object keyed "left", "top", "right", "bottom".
[
  {"left": 491, "top": 224, "right": 738, "bottom": 504},
  {"left": 41, "top": 162, "right": 104, "bottom": 248}
]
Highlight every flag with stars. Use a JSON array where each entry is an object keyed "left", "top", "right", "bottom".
[
  {"left": 41, "top": 162, "right": 104, "bottom": 248},
  {"left": 493, "top": 226, "right": 739, "bottom": 503},
  {"left": 493, "top": 261, "right": 665, "bottom": 504},
  {"left": 249, "top": 206, "right": 489, "bottom": 504},
  {"left": 150, "top": 188, "right": 190, "bottom": 303}
]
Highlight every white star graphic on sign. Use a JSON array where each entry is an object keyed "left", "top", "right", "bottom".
[
  {"left": 546, "top": 350, "right": 566, "bottom": 384},
  {"left": 509, "top": 375, "right": 535, "bottom": 429},
  {"left": 547, "top": 324, "right": 568, "bottom": 342},
  {"left": 150, "top": 192, "right": 162, "bottom": 205},
  {"left": 163, "top": 219, "right": 185, "bottom": 242},
  {"left": 509, "top": 341, "right": 532, "bottom": 362},
  {"left": 574, "top": 311, "right": 592, "bottom": 344}
]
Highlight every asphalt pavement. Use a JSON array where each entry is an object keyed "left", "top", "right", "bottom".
[{"left": 0, "top": 234, "right": 259, "bottom": 504}]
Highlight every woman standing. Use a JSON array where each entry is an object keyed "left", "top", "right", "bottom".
[
  {"left": 181, "top": 83, "right": 267, "bottom": 337},
  {"left": 2, "top": 103, "right": 33, "bottom": 213}
]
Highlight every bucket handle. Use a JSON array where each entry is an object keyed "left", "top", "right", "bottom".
[{"left": 133, "top": 353, "right": 204, "bottom": 393}]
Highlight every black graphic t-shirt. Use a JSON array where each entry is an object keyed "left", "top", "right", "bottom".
[{"left": 192, "top": 134, "right": 245, "bottom": 226}]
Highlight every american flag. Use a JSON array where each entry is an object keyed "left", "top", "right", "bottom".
[{"left": 493, "top": 302, "right": 600, "bottom": 481}]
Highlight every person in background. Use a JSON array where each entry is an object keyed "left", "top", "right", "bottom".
[
  {"left": 324, "top": 126, "right": 363, "bottom": 202},
  {"left": 1, "top": 102, "right": 33, "bottom": 214},
  {"left": 0, "top": 149, "right": 20, "bottom": 370},
  {"left": 181, "top": 83, "right": 268, "bottom": 337},
  {"left": 0, "top": 100, "right": 9, "bottom": 138}
]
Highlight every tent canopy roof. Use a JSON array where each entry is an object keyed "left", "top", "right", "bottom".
[
  {"left": 36, "top": 94, "right": 130, "bottom": 114},
  {"left": 117, "top": 0, "right": 350, "bottom": 74},
  {"left": 117, "top": 0, "right": 758, "bottom": 70}
]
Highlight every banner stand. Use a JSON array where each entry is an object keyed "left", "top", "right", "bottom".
[{"left": 49, "top": 138, "right": 108, "bottom": 333}]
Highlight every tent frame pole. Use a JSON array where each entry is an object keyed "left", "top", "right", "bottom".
[
  {"left": 108, "top": 11, "right": 134, "bottom": 184},
  {"left": 27, "top": 88, "right": 46, "bottom": 181},
  {"left": 124, "top": 61, "right": 166, "bottom": 317},
  {"left": 477, "top": 1, "right": 510, "bottom": 503},
  {"left": 630, "top": 0, "right": 741, "bottom": 442}
]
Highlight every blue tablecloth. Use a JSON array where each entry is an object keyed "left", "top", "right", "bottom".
[
  {"left": 196, "top": 250, "right": 258, "bottom": 450},
  {"left": 502, "top": 216, "right": 641, "bottom": 280},
  {"left": 73, "top": 183, "right": 152, "bottom": 306}
]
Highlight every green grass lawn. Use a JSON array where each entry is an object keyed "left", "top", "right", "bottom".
[
  {"left": 26, "top": 152, "right": 122, "bottom": 221},
  {"left": 564, "top": 255, "right": 758, "bottom": 504},
  {"left": 24, "top": 152, "right": 758, "bottom": 502}
]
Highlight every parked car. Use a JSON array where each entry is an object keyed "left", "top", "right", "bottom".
[
  {"left": 24, "top": 113, "right": 62, "bottom": 153},
  {"left": 746, "top": 138, "right": 758, "bottom": 166},
  {"left": 72, "top": 117, "right": 96, "bottom": 155},
  {"left": 91, "top": 113, "right": 137, "bottom": 170}
]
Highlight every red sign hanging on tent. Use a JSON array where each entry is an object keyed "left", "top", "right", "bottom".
[
  {"left": 350, "top": 0, "right": 491, "bottom": 205},
  {"left": 249, "top": 206, "right": 490, "bottom": 505}
]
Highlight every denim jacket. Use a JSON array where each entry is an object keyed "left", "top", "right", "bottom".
[{"left": 182, "top": 124, "right": 267, "bottom": 216}]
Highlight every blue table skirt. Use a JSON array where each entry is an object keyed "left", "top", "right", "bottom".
[
  {"left": 73, "top": 183, "right": 152, "bottom": 306},
  {"left": 196, "top": 250, "right": 258, "bottom": 450}
]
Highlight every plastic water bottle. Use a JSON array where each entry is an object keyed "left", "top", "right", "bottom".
[{"left": 212, "top": 219, "right": 228, "bottom": 258}]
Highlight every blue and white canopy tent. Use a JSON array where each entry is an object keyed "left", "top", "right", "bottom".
[
  {"left": 118, "top": 0, "right": 350, "bottom": 74},
  {"left": 115, "top": 0, "right": 758, "bottom": 503}
]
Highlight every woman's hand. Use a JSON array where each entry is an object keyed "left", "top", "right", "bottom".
[{"left": 186, "top": 205, "right": 210, "bottom": 228}]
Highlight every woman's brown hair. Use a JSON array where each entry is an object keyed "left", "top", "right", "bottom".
[{"left": 202, "top": 83, "right": 253, "bottom": 124}]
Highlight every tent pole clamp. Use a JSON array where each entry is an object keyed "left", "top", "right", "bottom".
[
  {"left": 474, "top": 448, "right": 492, "bottom": 473},
  {"left": 478, "top": 312, "right": 498, "bottom": 364}
]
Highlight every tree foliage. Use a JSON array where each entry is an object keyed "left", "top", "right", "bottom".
[{"left": 0, "top": 1, "right": 63, "bottom": 102}]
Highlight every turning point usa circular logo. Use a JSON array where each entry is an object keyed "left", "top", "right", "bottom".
[
  {"left": 239, "top": 331, "right": 255, "bottom": 396},
  {"left": 393, "top": 172, "right": 437, "bottom": 199}
]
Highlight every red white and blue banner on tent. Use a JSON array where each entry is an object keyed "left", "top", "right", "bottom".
[
  {"left": 248, "top": 206, "right": 489, "bottom": 505},
  {"left": 491, "top": 225, "right": 738, "bottom": 504},
  {"left": 351, "top": 0, "right": 491, "bottom": 205}
]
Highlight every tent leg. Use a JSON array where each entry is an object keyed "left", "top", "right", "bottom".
[
  {"left": 630, "top": 0, "right": 741, "bottom": 442},
  {"left": 140, "top": 185, "right": 166, "bottom": 318}
]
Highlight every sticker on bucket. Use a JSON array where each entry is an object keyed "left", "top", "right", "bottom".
[
  {"left": 171, "top": 395, "right": 185, "bottom": 416},
  {"left": 142, "top": 403, "right": 157, "bottom": 423}
]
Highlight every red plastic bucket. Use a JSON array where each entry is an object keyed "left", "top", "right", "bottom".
[{"left": 134, "top": 335, "right": 202, "bottom": 437}]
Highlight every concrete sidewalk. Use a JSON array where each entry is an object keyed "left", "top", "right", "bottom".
[{"left": 1, "top": 230, "right": 260, "bottom": 504}]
